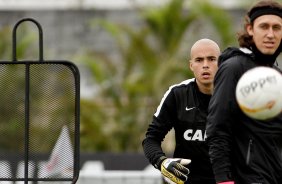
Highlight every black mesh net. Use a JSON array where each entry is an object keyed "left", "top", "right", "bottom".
[{"left": 0, "top": 62, "right": 80, "bottom": 183}]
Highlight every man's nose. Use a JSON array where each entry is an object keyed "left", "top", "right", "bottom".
[
  {"left": 266, "top": 28, "right": 274, "bottom": 38},
  {"left": 203, "top": 60, "right": 209, "bottom": 68}
]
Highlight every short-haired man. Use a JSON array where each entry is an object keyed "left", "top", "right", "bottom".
[{"left": 143, "top": 38, "right": 220, "bottom": 184}]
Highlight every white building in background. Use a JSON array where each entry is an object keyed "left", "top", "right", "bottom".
[{"left": 0, "top": 0, "right": 255, "bottom": 10}]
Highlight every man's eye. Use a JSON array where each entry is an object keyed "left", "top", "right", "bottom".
[
  {"left": 259, "top": 24, "right": 268, "bottom": 29},
  {"left": 273, "top": 25, "right": 282, "bottom": 31},
  {"left": 207, "top": 57, "right": 216, "bottom": 62}
]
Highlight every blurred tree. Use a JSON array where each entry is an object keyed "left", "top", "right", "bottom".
[
  {"left": 79, "top": 0, "right": 236, "bottom": 152},
  {"left": 0, "top": 25, "right": 37, "bottom": 152}
]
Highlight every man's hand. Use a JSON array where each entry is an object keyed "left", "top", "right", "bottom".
[{"left": 160, "top": 158, "right": 191, "bottom": 184}]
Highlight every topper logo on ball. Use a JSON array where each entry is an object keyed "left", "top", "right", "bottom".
[
  {"left": 239, "top": 75, "right": 277, "bottom": 98},
  {"left": 236, "top": 66, "right": 282, "bottom": 120}
]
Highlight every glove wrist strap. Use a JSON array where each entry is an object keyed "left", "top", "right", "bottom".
[{"left": 155, "top": 156, "right": 167, "bottom": 170}]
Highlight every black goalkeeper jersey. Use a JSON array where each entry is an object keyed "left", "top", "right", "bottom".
[
  {"left": 142, "top": 78, "right": 215, "bottom": 184},
  {"left": 206, "top": 47, "right": 282, "bottom": 184}
]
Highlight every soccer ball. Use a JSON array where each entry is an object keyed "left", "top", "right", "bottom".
[{"left": 235, "top": 66, "right": 282, "bottom": 120}]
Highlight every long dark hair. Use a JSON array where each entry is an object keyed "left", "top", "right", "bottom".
[{"left": 237, "top": 0, "right": 282, "bottom": 49}]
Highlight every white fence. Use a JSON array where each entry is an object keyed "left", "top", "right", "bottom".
[{"left": 0, "top": 161, "right": 162, "bottom": 184}]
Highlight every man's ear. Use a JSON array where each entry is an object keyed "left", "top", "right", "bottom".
[
  {"left": 189, "top": 60, "right": 193, "bottom": 72},
  {"left": 246, "top": 24, "right": 254, "bottom": 36}
]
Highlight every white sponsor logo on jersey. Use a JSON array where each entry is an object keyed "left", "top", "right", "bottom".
[{"left": 183, "top": 129, "right": 207, "bottom": 141}]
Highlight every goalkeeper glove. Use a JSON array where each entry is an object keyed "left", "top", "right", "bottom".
[{"left": 156, "top": 156, "right": 191, "bottom": 184}]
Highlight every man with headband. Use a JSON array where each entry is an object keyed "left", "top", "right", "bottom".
[{"left": 206, "top": 1, "right": 282, "bottom": 184}]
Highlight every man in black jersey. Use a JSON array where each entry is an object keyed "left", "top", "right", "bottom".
[
  {"left": 206, "top": 1, "right": 282, "bottom": 184},
  {"left": 142, "top": 38, "right": 220, "bottom": 184}
]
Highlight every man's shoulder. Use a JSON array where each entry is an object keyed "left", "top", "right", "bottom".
[
  {"left": 219, "top": 47, "right": 253, "bottom": 67},
  {"left": 170, "top": 78, "right": 195, "bottom": 91}
]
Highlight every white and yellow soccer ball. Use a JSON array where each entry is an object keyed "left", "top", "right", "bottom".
[{"left": 235, "top": 66, "right": 282, "bottom": 120}]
